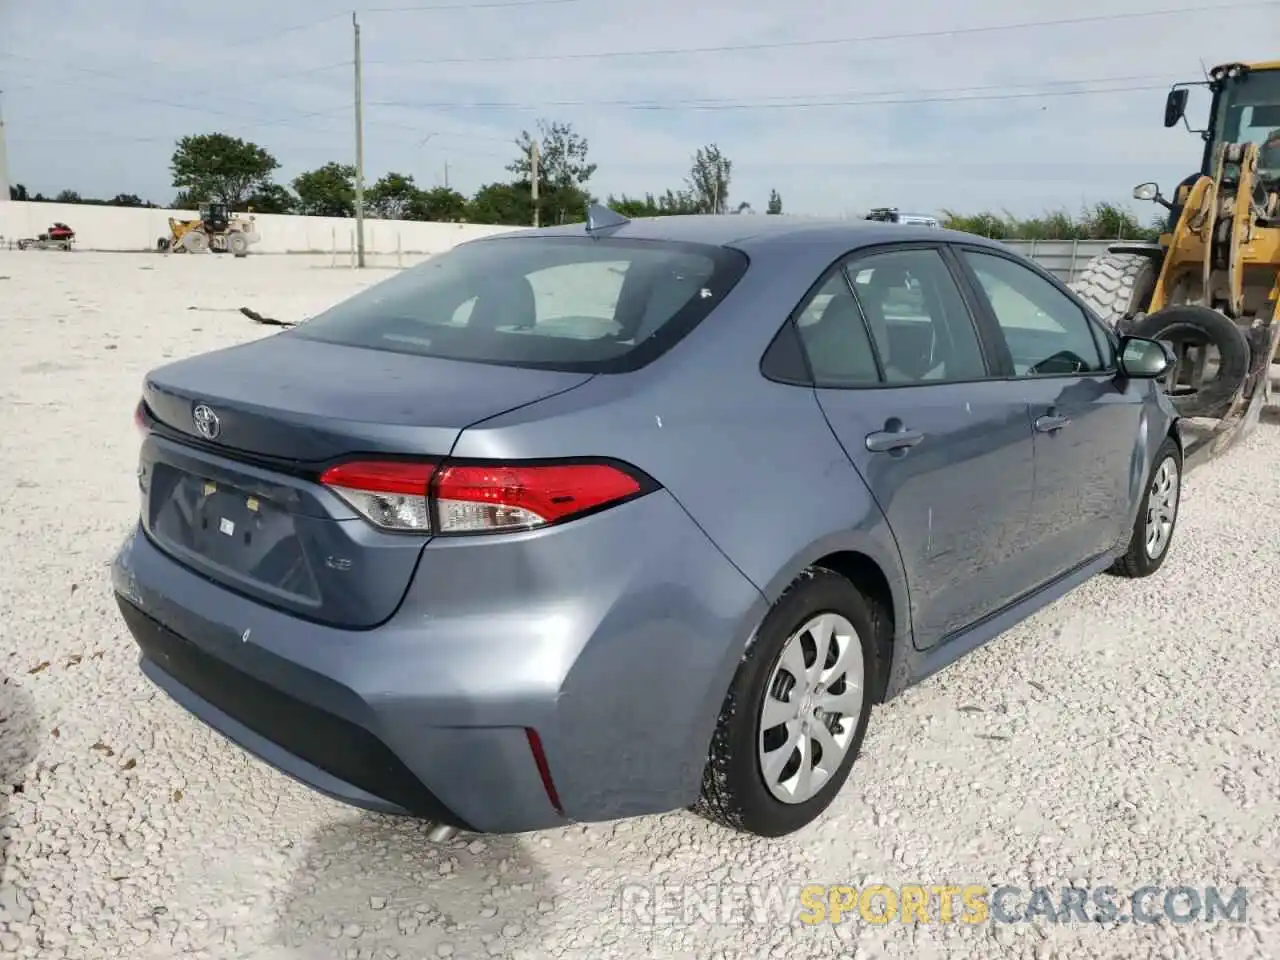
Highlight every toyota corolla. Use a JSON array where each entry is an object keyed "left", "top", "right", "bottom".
[{"left": 112, "top": 209, "right": 1183, "bottom": 839}]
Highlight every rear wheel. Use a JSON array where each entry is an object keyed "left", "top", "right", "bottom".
[
  {"left": 228, "top": 232, "right": 250, "bottom": 257},
  {"left": 1071, "top": 252, "right": 1157, "bottom": 331},
  {"left": 1109, "top": 436, "right": 1182, "bottom": 578},
  {"left": 694, "top": 568, "right": 885, "bottom": 837}
]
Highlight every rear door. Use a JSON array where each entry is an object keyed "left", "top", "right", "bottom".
[
  {"left": 796, "top": 243, "right": 1039, "bottom": 650},
  {"left": 952, "top": 246, "right": 1143, "bottom": 584}
]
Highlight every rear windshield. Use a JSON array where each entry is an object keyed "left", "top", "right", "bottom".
[{"left": 293, "top": 235, "right": 749, "bottom": 372}]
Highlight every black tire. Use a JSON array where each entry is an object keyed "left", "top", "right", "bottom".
[
  {"left": 1130, "top": 306, "right": 1250, "bottom": 418},
  {"left": 1109, "top": 435, "right": 1182, "bottom": 578},
  {"left": 693, "top": 567, "right": 887, "bottom": 838},
  {"left": 157, "top": 237, "right": 170, "bottom": 251},
  {"left": 1071, "top": 252, "right": 1157, "bottom": 330}
]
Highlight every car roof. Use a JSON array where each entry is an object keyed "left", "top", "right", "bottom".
[{"left": 474, "top": 213, "right": 1001, "bottom": 257}]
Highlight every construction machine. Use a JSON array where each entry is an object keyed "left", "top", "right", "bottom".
[
  {"left": 1072, "top": 60, "right": 1280, "bottom": 469},
  {"left": 158, "top": 202, "right": 260, "bottom": 257}
]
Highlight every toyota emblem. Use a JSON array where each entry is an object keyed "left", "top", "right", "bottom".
[{"left": 192, "top": 404, "right": 221, "bottom": 441}]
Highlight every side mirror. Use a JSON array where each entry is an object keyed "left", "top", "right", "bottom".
[
  {"left": 1164, "top": 88, "right": 1189, "bottom": 128},
  {"left": 1119, "top": 335, "right": 1174, "bottom": 379},
  {"left": 1133, "top": 182, "right": 1160, "bottom": 201}
]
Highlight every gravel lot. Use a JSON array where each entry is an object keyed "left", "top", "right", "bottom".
[{"left": 2, "top": 251, "right": 1278, "bottom": 960}]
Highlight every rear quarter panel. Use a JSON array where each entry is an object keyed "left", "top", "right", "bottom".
[{"left": 450, "top": 241, "right": 914, "bottom": 709}]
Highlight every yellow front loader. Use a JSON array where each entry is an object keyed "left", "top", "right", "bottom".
[
  {"left": 158, "top": 202, "right": 260, "bottom": 257},
  {"left": 1072, "top": 60, "right": 1280, "bottom": 469}
]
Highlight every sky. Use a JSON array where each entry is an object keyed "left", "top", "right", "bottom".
[{"left": 1, "top": 0, "right": 1277, "bottom": 218}]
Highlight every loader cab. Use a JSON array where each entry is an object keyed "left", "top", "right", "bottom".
[
  {"left": 1157, "top": 62, "right": 1280, "bottom": 228},
  {"left": 200, "top": 203, "right": 230, "bottom": 232}
]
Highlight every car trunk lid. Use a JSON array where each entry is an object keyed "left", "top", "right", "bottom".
[{"left": 137, "top": 334, "right": 593, "bottom": 628}]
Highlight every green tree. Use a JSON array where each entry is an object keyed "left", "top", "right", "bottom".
[
  {"left": 940, "top": 204, "right": 1158, "bottom": 240},
  {"left": 467, "top": 182, "right": 533, "bottom": 225},
  {"left": 686, "top": 144, "right": 732, "bottom": 214},
  {"left": 292, "top": 162, "right": 356, "bottom": 217},
  {"left": 9, "top": 184, "right": 29, "bottom": 201},
  {"left": 1081, "top": 201, "right": 1142, "bottom": 240},
  {"left": 55, "top": 189, "right": 82, "bottom": 204},
  {"left": 605, "top": 189, "right": 698, "bottom": 218},
  {"left": 368, "top": 172, "right": 421, "bottom": 219},
  {"left": 407, "top": 186, "right": 469, "bottom": 222},
  {"left": 110, "top": 193, "right": 146, "bottom": 207},
  {"left": 243, "top": 183, "right": 296, "bottom": 214},
  {"left": 170, "top": 133, "right": 279, "bottom": 208},
  {"left": 766, "top": 189, "right": 782, "bottom": 215},
  {"left": 507, "top": 119, "right": 597, "bottom": 225}
]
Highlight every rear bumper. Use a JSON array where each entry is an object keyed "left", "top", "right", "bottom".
[
  {"left": 119, "top": 597, "right": 480, "bottom": 826},
  {"left": 111, "top": 488, "right": 765, "bottom": 833}
]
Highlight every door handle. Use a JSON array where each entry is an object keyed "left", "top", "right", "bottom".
[
  {"left": 1034, "top": 414, "right": 1070, "bottom": 433},
  {"left": 865, "top": 426, "right": 925, "bottom": 453}
]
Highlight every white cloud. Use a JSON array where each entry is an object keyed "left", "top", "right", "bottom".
[{"left": 1, "top": 0, "right": 1275, "bottom": 216}]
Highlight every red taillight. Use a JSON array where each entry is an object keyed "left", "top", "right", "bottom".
[
  {"left": 318, "top": 458, "right": 648, "bottom": 534},
  {"left": 434, "top": 462, "right": 643, "bottom": 533},
  {"left": 319, "top": 460, "right": 435, "bottom": 532},
  {"left": 134, "top": 399, "right": 148, "bottom": 432}
]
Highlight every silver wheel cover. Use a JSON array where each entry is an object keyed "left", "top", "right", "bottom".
[
  {"left": 1145, "top": 455, "right": 1179, "bottom": 559},
  {"left": 758, "top": 612, "right": 865, "bottom": 805}
]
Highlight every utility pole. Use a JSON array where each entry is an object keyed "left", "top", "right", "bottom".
[
  {"left": 0, "top": 91, "right": 11, "bottom": 204},
  {"left": 530, "top": 140, "right": 539, "bottom": 228},
  {"left": 443, "top": 160, "right": 449, "bottom": 190},
  {"left": 352, "top": 12, "right": 366, "bottom": 268}
]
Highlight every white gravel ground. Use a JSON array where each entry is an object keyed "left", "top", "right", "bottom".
[{"left": 1, "top": 251, "right": 1279, "bottom": 960}]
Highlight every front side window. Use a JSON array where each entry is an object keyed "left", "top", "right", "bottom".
[
  {"left": 293, "top": 236, "right": 747, "bottom": 372},
  {"left": 961, "top": 250, "right": 1108, "bottom": 377},
  {"left": 845, "top": 248, "right": 988, "bottom": 384}
]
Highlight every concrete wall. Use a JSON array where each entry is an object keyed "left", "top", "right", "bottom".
[
  {"left": 1002, "top": 238, "right": 1121, "bottom": 285},
  {"left": 0, "top": 201, "right": 528, "bottom": 254},
  {"left": 0, "top": 200, "right": 1130, "bottom": 279}
]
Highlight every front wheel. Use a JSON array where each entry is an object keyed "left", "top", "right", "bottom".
[
  {"left": 1109, "top": 435, "right": 1182, "bottom": 578},
  {"left": 693, "top": 568, "right": 886, "bottom": 837},
  {"left": 1070, "top": 252, "right": 1157, "bottom": 330}
]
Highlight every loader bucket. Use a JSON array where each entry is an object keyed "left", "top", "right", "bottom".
[{"left": 1179, "top": 309, "right": 1279, "bottom": 472}]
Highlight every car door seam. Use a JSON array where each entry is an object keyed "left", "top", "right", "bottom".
[{"left": 806, "top": 385, "right": 914, "bottom": 623}]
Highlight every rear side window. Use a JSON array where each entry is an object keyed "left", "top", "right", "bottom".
[
  {"left": 846, "top": 248, "right": 988, "bottom": 383},
  {"left": 293, "top": 236, "right": 748, "bottom": 372},
  {"left": 794, "top": 272, "right": 881, "bottom": 386}
]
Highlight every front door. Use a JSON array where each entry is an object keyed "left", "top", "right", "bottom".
[
  {"left": 795, "top": 245, "right": 1039, "bottom": 650},
  {"left": 954, "top": 247, "right": 1144, "bottom": 584}
]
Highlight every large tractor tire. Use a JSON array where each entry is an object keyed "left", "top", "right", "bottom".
[
  {"left": 156, "top": 237, "right": 171, "bottom": 252},
  {"left": 184, "top": 230, "right": 210, "bottom": 254},
  {"left": 1130, "top": 305, "right": 1251, "bottom": 419},
  {"left": 1071, "top": 252, "right": 1157, "bottom": 330},
  {"left": 228, "top": 232, "right": 250, "bottom": 257}
]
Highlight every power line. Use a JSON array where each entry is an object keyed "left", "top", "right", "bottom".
[
  {"left": 368, "top": 1, "right": 1279, "bottom": 65},
  {"left": 370, "top": 72, "right": 1184, "bottom": 111},
  {"left": 217, "top": 11, "right": 350, "bottom": 50},
  {"left": 369, "top": 80, "right": 1176, "bottom": 113},
  {"left": 364, "top": 0, "right": 605, "bottom": 11},
  {"left": 0, "top": 53, "right": 351, "bottom": 114}
]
